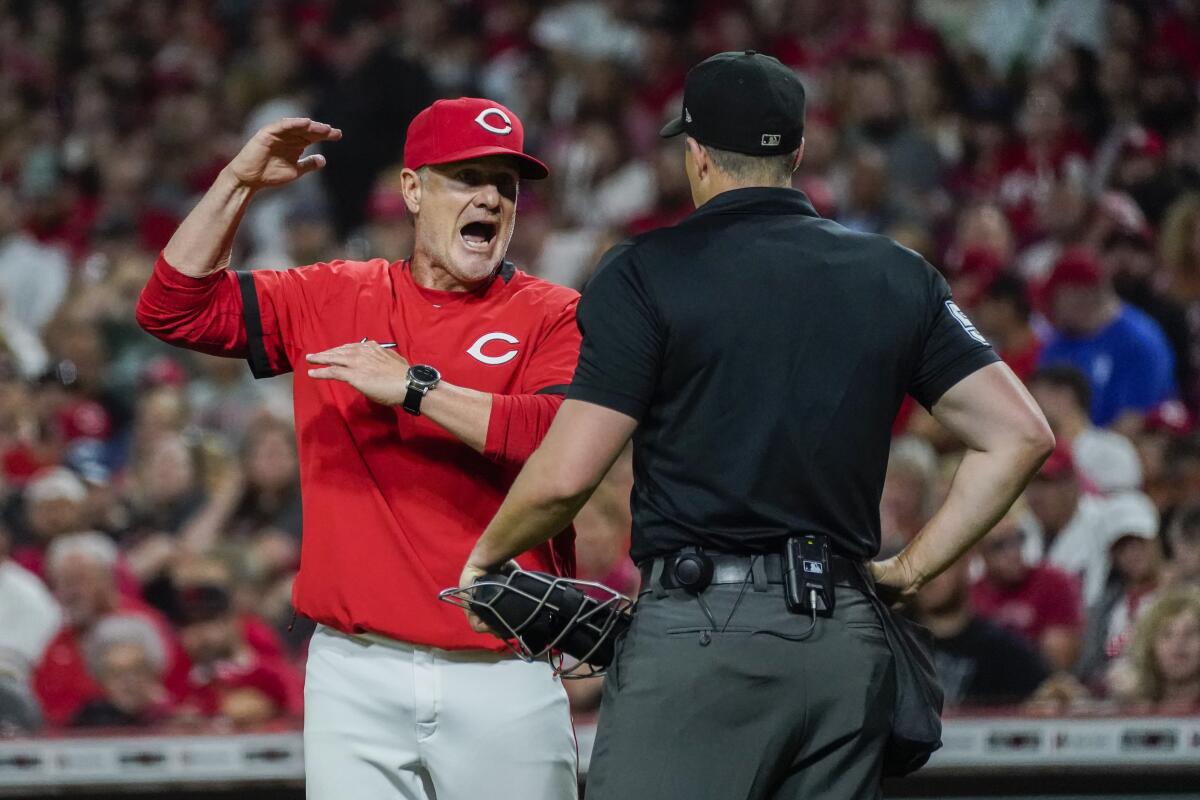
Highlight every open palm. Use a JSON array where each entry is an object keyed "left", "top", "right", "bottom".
[{"left": 227, "top": 117, "right": 343, "bottom": 189}]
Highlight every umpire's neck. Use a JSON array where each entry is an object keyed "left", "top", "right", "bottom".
[{"left": 684, "top": 136, "right": 804, "bottom": 208}]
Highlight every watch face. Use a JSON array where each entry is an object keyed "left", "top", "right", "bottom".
[{"left": 410, "top": 365, "right": 439, "bottom": 385}]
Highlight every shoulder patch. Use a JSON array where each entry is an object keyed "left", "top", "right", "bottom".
[{"left": 945, "top": 300, "right": 989, "bottom": 346}]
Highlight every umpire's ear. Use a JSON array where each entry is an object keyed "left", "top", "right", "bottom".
[
  {"left": 685, "top": 136, "right": 709, "bottom": 180},
  {"left": 400, "top": 167, "right": 423, "bottom": 217}
]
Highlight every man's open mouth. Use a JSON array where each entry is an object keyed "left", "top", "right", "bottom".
[{"left": 460, "top": 221, "right": 498, "bottom": 251}]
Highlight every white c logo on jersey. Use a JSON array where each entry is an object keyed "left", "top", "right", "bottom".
[
  {"left": 467, "top": 332, "right": 519, "bottom": 365},
  {"left": 474, "top": 108, "right": 513, "bottom": 135}
]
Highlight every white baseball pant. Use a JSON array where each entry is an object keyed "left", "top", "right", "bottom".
[{"left": 303, "top": 625, "right": 578, "bottom": 800}]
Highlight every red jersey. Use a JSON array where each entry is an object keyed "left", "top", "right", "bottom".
[
  {"left": 137, "top": 256, "right": 580, "bottom": 651},
  {"left": 970, "top": 563, "right": 1084, "bottom": 647}
]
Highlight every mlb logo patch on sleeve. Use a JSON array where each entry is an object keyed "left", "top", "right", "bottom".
[{"left": 945, "top": 300, "right": 989, "bottom": 346}]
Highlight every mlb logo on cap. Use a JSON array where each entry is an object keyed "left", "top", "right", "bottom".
[{"left": 404, "top": 97, "right": 549, "bottom": 180}]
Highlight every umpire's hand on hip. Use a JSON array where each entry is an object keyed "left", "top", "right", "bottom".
[
  {"left": 307, "top": 341, "right": 411, "bottom": 406},
  {"left": 868, "top": 555, "right": 922, "bottom": 608}
]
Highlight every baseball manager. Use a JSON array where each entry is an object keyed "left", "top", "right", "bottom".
[{"left": 138, "top": 99, "right": 580, "bottom": 799}]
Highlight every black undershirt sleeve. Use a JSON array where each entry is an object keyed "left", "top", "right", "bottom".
[{"left": 235, "top": 271, "right": 279, "bottom": 379}]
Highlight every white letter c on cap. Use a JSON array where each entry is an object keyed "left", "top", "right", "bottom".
[
  {"left": 467, "top": 332, "right": 519, "bottom": 365},
  {"left": 474, "top": 108, "right": 513, "bottom": 135}
]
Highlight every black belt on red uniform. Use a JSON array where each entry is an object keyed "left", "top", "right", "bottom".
[{"left": 639, "top": 551, "right": 869, "bottom": 592}]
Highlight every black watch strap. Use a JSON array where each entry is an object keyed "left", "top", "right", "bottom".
[{"left": 402, "top": 385, "right": 424, "bottom": 416}]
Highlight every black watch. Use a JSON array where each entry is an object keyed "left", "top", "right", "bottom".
[{"left": 402, "top": 364, "right": 441, "bottom": 416}]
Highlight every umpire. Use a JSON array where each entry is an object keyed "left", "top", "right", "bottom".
[{"left": 461, "top": 51, "right": 1053, "bottom": 799}]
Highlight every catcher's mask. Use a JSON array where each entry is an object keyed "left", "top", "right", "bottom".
[{"left": 438, "top": 568, "right": 633, "bottom": 678}]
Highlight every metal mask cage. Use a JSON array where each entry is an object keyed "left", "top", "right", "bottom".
[{"left": 438, "top": 569, "right": 633, "bottom": 678}]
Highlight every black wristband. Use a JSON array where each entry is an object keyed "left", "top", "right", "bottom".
[{"left": 402, "top": 385, "right": 424, "bottom": 416}]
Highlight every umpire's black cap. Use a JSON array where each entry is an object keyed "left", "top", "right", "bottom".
[{"left": 660, "top": 50, "right": 806, "bottom": 155}]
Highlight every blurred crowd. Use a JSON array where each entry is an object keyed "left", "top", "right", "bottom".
[{"left": 1, "top": 0, "right": 1200, "bottom": 734}]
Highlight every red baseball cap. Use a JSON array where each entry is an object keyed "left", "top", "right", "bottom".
[
  {"left": 403, "top": 97, "right": 549, "bottom": 180},
  {"left": 1040, "top": 247, "right": 1104, "bottom": 308}
]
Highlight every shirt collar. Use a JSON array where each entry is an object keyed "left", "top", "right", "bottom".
[{"left": 686, "top": 186, "right": 820, "bottom": 221}]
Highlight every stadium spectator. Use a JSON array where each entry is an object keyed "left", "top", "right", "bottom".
[
  {"left": 357, "top": 175, "right": 417, "bottom": 264},
  {"left": 11, "top": 468, "right": 96, "bottom": 580},
  {"left": 1028, "top": 365, "right": 1143, "bottom": 493},
  {"left": 1015, "top": 175, "right": 1091, "bottom": 282},
  {"left": 1119, "top": 588, "right": 1200, "bottom": 713},
  {"left": 996, "top": 84, "right": 1092, "bottom": 243},
  {"left": 0, "top": 183, "right": 69, "bottom": 337},
  {"left": 626, "top": 140, "right": 695, "bottom": 236},
  {"left": 1150, "top": 432, "right": 1200, "bottom": 533},
  {"left": 947, "top": 203, "right": 1017, "bottom": 275},
  {"left": 1160, "top": 193, "right": 1200, "bottom": 305},
  {"left": 835, "top": 145, "right": 908, "bottom": 235},
  {"left": 173, "top": 583, "right": 301, "bottom": 728},
  {"left": 186, "top": 354, "right": 292, "bottom": 445},
  {"left": 181, "top": 418, "right": 302, "bottom": 567},
  {"left": 880, "top": 435, "right": 938, "bottom": 556},
  {"left": 1023, "top": 445, "right": 1112, "bottom": 604},
  {"left": 1165, "top": 504, "right": 1200, "bottom": 589},
  {"left": 948, "top": 246, "right": 1005, "bottom": 315},
  {"left": 73, "top": 615, "right": 172, "bottom": 728},
  {"left": 32, "top": 532, "right": 186, "bottom": 728},
  {"left": 121, "top": 432, "right": 207, "bottom": 588},
  {"left": 0, "top": 524, "right": 59, "bottom": 732},
  {"left": 168, "top": 551, "right": 291, "bottom": 662},
  {"left": 916, "top": 555, "right": 1051, "bottom": 708},
  {"left": 310, "top": 12, "right": 435, "bottom": 239},
  {"left": 0, "top": 0, "right": 1198, "bottom": 731},
  {"left": 970, "top": 271, "right": 1042, "bottom": 381},
  {"left": 20, "top": 466, "right": 87, "bottom": 538},
  {"left": 1104, "top": 221, "right": 1195, "bottom": 409},
  {"left": 971, "top": 508, "right": 1084, "bottom": 672},
  {"left": 968, "top": 0, "right": 1106, "bottom": 77},
  {"left": 843, "top": 58, "right": 944, "bottom": 207},
  {"left": 1077, "top": 491, "right": 1164, "bottom": 689},
  {"left": 1039, "top": 247, "right": 1176, "bottom": 433}
]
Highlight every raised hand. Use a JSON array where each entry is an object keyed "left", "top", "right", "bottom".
[{"left": 226, "top": 118, "right": 343, "bottom": 189}]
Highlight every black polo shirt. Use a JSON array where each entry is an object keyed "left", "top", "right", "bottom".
[{"left": 568, "top": 187, "right": 998, "bottom": 562}]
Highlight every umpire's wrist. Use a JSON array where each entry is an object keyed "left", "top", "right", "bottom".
[{"left": 466, "top": 542, "right": 510, "bottom": 576}]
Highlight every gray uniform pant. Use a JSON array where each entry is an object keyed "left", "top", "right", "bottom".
[{"left": 586, "top": 580, "right": 896, "bottom": 800}]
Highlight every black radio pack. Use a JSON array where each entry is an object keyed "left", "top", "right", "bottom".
[{"left": 783, "top": 534, "right": 835, "bottom": 617}]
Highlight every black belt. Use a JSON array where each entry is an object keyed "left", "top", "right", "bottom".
[{"left": 640, "top": 551, "right": 868, "bottom": 592}]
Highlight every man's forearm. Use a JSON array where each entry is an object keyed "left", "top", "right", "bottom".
[
  {"left": 896, "top": 443, "right": 1044, "bottom": 586},
  {"left": 420, "top": 382, "right": 492, "bottom": 453},
  {"left": 468, "top": 443, "right": 591, "bottom": 569},
  {"left": 163, "top": 169, "right": 256, "bottom": 278}
]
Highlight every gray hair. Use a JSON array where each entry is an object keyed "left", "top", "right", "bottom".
[
  {"left": 81, "top": 615, "right": 167, "bottom": 678},
  {"left": 46, "top": 531, "right": 119, "bottom": 576},
  {"left": 25, "top": 467, "right": 87, "bottom": 505},
  {"left": 704, "top": 145, "right": 800, "bottom": 185}
]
